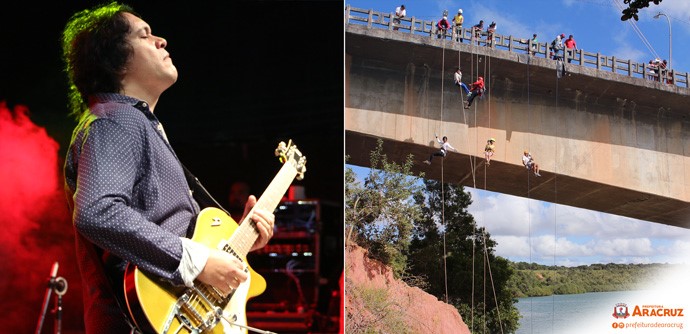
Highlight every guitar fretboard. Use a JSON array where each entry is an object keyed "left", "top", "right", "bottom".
[{"left": 228, "top": 163, "right": 297, "bottom": 258}]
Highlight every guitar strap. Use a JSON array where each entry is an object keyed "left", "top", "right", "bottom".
[
  {"left": 179, "top": 163, "right": 231, "bottom": 212},
  {"left": 153, "top": 118, "right": 229, "bottom": 219}
]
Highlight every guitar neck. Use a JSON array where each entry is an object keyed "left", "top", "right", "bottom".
[{"left": 228, "top": 164, "right": 297, "bottom": 258}]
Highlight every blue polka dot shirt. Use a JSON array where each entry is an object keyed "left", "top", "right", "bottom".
[{"left": 64, "top": 93, "right": 200, "bottom": 331}]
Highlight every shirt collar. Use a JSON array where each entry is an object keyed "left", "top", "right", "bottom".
[
  {"left": 91, "top": 92, "right": 139, "bottom": 105},
  {"left": 90, "top": 93, "right": 154, "bottom": 116}
]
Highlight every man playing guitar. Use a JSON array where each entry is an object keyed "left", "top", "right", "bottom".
[{"left": 62, "top": 3, "right": 275, "bottom": 333}]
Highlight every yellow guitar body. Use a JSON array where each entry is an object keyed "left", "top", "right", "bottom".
[
  {"left": 124, "top": 140, "right": 306, "bottom": 334},
  {"left": 124, "top": 208, "right": 266, "bottom": 334}
]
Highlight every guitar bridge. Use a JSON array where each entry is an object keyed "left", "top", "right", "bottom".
[{"left": 162, "top": 285, "right": 231, "bottom": 333}]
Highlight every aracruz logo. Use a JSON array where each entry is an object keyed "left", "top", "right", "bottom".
[{"left": 613, "top": 303, "right": 630, "bottom": 319}]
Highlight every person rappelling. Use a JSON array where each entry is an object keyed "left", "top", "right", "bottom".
[
  {"left": 463, "top": 76, "right": 485, "bottom": 109},
  {"left": 423, "top": 134, "right": 458, "bottom": 165}
]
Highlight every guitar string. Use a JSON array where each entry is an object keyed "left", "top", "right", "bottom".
[
  {"left": 129, "top": 143, "right": 302, "bottom": 332},
  {"left": 171, "top": 152, "right": 300, "bottom": 331}
]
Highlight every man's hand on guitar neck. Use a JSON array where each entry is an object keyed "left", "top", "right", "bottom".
[{"left": 242, "top": 195, "right": 276, "bottom": 252}]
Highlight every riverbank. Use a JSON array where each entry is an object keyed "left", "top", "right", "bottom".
[{"left": 507, "top": 262, "right": 684, "bottom": 298}]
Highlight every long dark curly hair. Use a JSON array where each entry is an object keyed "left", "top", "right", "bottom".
[{"left": 62, "top": 2, "right": 138, "bottom": 118}]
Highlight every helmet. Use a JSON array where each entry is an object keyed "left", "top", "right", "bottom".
[
  {"left": 560, "top": 33, "right": 565, "bottom": 38},
  {"left": 458, "top": 9, "right": 463, "bottom": 14},
  {"left": 524, "top": 150, "right": 529, "bottom": 154},
  {"left": 489, "top": 138, "right": 496, "bottom": 142}
]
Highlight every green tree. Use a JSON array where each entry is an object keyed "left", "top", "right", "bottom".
[
  {"left": 408, "top": 180, "right": 520, "bottom": 333},
  {"left": 621, "top": 0, "right": 662, "bottom": 21},
  {"left": 345, "top": 139, "right": 424, "bottom": 277}
]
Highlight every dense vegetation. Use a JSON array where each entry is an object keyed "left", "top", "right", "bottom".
[
  {"left": 345, "top": 139, "right": 424, "bottom": 278},
  {"left": 507, "top": 262, "right": 673, "bottom": 298},
  {"left": 407, "top": 179, "right": 520, "bottom": 334},
  {"left": 346, "top": 139, "right": 520, "bottom": 333}
]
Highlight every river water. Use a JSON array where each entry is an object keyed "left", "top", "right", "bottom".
[{"left": 515, "top": 290, "right": 687, "bottom": 334}]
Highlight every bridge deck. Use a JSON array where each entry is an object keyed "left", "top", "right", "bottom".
[{"left": 345, "top": 22, "right": 690, "bottom": 229}]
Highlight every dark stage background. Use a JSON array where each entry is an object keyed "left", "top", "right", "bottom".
[{"left": 0, "top": 1, "right": 343, "bottom": 333}]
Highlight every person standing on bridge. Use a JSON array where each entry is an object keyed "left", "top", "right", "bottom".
[
  {"left": 529, "top": 33, "right": 538, "bottom": 56},
  {"left": 660, "top": 59, "right": 672, "bottom": 84},
  {"left": 564, "top": 34, "right": 577, "bottom": 63},
  {"left": 423, "top": 135, "right": 458, "bottom": 165},
  {"left": 437, "top": 13, "right": 451, "bottom": 39},
  {"left": 648, "top": 58, "right": 661, "bottom": 80},
  {"left": 453, "top": 9, "right": 464, "bottom": 42},
  {"left": 463, "top": 76, "right": 485, "bottom": 109},
  {"left": 486, "top": 21, "right": 497, "bottom": 47},
  {"left": 393, "top": 5, "right": 406, "bottom": 31},
  {"left": 472, "top": 20, "right": 484, "bottom": 45},
  {"left": 550, "top": 33, "right": 564, "bottom": 60},
  {"left": 454, "top": 67, "right": 469, "bottom": 95},
  {"left": 522, "top": 150, "right": 541, "bottom": 176}
]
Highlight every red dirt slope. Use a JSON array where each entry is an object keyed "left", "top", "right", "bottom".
[{"left": 345, "top": 244, "right": 471, "bottom": 334}]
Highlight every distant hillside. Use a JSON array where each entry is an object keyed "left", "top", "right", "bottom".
[{"left": 507, "top": 262, "right": 681, "bottom": 298}]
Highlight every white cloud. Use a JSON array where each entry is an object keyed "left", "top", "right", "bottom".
[
  {"left": 467, "top": 2, "right": 539, "bottom": 40},
  {"left": 494, "top": 235, "right": 531, "bottom": 257},
  {"left": 671, "top": 239, "right": 690, "bottom": 254},
  {"left": 468, "top": 189, "right": 690, "bottom": 266},
  {"left": 535, "top": 235, "right": 594, "bottom": 258},
  {"left": 593, "top": 238, "right": 654, "bottom": 256}
]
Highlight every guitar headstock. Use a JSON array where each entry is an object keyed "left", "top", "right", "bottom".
[{"left": 275, "top": 140, "right": 307, "bottom": 180}]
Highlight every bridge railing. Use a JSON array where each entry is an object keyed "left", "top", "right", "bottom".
[{"left": 345, "top": 5, "right": 689, "bottom": 88}]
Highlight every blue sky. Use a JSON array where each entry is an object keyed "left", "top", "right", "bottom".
[
  {"left": 345, "top": 1, "right": 690, "bottom": 267},
  {"left": 346, "top": 0, "right": 690, "bottom": 74}
]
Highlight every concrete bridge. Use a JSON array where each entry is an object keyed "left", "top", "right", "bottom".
[{"left": 345, "top": 7, "right": 690, "bottom": 229}]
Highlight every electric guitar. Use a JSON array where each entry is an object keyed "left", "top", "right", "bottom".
[{"left": 123, "top": 141, "right": 307, "bottom": 334}]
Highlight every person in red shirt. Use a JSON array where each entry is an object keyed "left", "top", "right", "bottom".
[
  {"left": 437, "top": 15, "right": 451, "bottom": 39},
  {"left": 564, "top": 34, "right": 577, "bottom": 63},
  {"left": 464, "top": 76, "right": 485, "bottom": 109}
]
